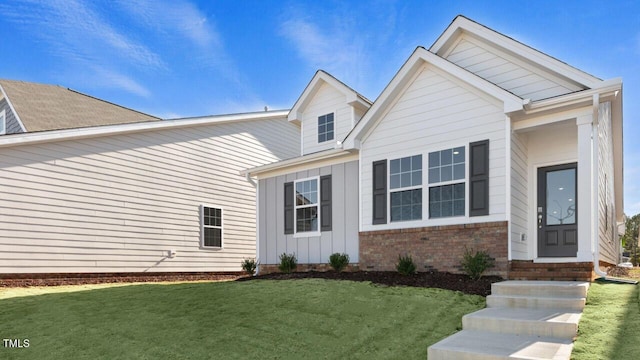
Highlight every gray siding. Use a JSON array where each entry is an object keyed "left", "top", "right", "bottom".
[
  {"left": 258, "top": 160, "right": 359, "bottom": 265},
  {"left": 0, "top": 98, "right": 24, "bottom": 134},
  {"left": 0, "top": 116, "right": 300, "bottom": 273}
]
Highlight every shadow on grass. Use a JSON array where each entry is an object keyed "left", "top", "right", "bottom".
[{"left": 572, "top": 282, "right": 640, "bottom": 360}]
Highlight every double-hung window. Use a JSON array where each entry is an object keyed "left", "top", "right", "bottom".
[
  {"left": 318, "top": 113, "right": 334, "bottom": 143},
  {"left": 428, "top": 146, "right": 465, "bottom": 218},
  {"left": 202, "top": 206, "right": 222, "bottom": 248},
  {"left": 389, "top": 155, "right": 422, "bottom": 222},
  {"left": 295, "top": 178, "right": 319, "bottom": 233}
]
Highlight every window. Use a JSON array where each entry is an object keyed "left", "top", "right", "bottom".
[
  {"left": 295, "top": 178, "right": 319, "bottom": 233},
  {"left": 202, "top": 206, "right": 222, "bottom": 248},
  {"left": 428, "top": 146, "right": 465, "bottom": 218},
  {"left": 318, "top": 113, "right": 334, "bottom": 143},
  {"left": 390, "top": 155, "right": 422, "bottom": 222},
  {"left": 0, "top": 109, "right": 5, "bottom": 135}
]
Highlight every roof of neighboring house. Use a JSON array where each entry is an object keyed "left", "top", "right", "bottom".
[{"left": 0, "top": 79, "right": 160, "bottom": 133}]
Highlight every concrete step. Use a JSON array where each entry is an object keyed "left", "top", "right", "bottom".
[
  {"left": 491, "top": 281, "right": 589, "bottom": 298},
  {"left": 486, "top": 294, "right": 586, "bottom": 311},
  {"left": 462, "top": 307, "right": 581, "bottom": 339},
  {"left": 427, "top": 330, "right": 573, "bottom": 360}
]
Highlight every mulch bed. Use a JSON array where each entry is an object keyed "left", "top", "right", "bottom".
[
  {"left": 238, "top": 271, "right": 502, "bottom": 296},
  {"left": 0, "top": 273, "right": 241, "bottom": 288}
]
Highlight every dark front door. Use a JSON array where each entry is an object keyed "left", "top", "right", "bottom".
[{"left": 537, "top": 163, "right": 578, "bottom": 257}]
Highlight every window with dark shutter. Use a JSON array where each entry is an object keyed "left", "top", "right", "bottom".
[
  {"left": 469, "top": 140, "right": 489, "bottom": 216},
  {"left": 372, "top": 160, "right": 387, "bottom": 224},
  {"left": 320, "top": 175, "right": 332, "bottom": 231},
  {"left": 284, "top": 182, "right": 294, "bottom": 234}
]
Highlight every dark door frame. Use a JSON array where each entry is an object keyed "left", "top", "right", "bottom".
[{"left": 537, "top": 162, "right": 578, "bottom": 258}]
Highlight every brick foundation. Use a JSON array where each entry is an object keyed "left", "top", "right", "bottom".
[
  {"left": 359, "top": 221, "right": 508, "bottom": 278},
  {"left": 0, "top": 272, "right": 243, "bottom": 287},
  {"left": 258, "top": 264, "right": 360, "bottom": 275},
  {"left": 508, "top": 261, "right": 595, "bottom": 281}
]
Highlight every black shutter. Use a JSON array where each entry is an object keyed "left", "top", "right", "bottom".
[
  {"left": 469, "top": 140, "right": 489, "bottom": 217},
  {"left": 372, "top": 160, "right": 387, "bottom": 224},
  {"left": 284, "top": 182, "right": 294, "bottom": 234},
  {"left": 320, "top": 175, "right": 332, "bottom": 231}
]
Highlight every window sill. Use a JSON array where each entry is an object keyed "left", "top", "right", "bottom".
[
  {"left": 293, "top": 231, "right": 321, "bottom": 238},
  {"left": 200, "top": 246, "right": 224, "bottom": 251}
]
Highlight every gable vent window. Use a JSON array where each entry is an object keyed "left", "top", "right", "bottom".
[
  {"left": 428, "top": 146, "right": 465, "bottom": 218},
  {"left": 201, "top": 206, "right": 223, "bottom": 248},
  {"left": 390, "top": 155, "right": 422, "bottom": 222},
  {"left": 0, "top": 109, "right": 5, "bottom": 135},
  {"left": 318, "top": 113, "right": 334, "bottom": 143}
]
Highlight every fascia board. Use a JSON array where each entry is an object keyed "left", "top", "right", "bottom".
[
  {"left": 0, "top": 83, "right": 27, "bottom": 132},
  {"left": 242, "top": 148, "right": 355, "bottom": 177}
]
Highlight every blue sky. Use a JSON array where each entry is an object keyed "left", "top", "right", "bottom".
[{"left": 0, "top": 0, "right": 638, "bottom": 215}]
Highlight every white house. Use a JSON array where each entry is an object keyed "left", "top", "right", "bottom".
[
  {"left": 244, "top": 16, "right": 623, "bottom": 280},
  {"left": 0, "top": 80, "right": 300, "bottom": 277}
]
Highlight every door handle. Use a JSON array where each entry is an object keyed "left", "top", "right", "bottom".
[{"left": 537, "top": 214, "right": 543, "bottom": 229}]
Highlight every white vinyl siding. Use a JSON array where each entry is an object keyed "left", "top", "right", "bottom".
[
  {"left": 360, "top": 64, "right": 507, "bottom": 231},
  {"left": 302, "top": 83, "right": 352, "bottom": 155},
  {"left": 597, "top": 101, "right": 618, "bottom": 265},
  {"left": 510, "top": 130, "right": 529, "bottom": 259},
  {"left": 0, "top": 109, "right": 5, "bottom": 135},
  {"left": 446, "top": 36, "right": 585, "bottom": 101},
  {"left": 0, "top": 117, "right": 299, "bottom": 273}
]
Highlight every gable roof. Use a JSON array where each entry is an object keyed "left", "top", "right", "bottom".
[
  {"left": 342, "top": 46, "right": 524, "bottom": 149},
  {"left": 0, "top": 79, "right": 160, "bottom": 133},
  {"left": 430, "top": 15, "right": 602, "bottom": 90},
  {"left": 288, "top": 70, "right": 371, "bottom": 123}
]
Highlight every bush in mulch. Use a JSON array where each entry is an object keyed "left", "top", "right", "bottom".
[{"left": 237, "top": 271, "right": 502, "bottom": 296}]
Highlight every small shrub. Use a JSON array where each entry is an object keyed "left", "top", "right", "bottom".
[
  {"left": 329, "top": 253, "right": 350, "bottom": 272},
  {"left": 278, "top": 253, "right": 298, "bottom": 273},
  {"left": 396, "top": 254, "right": 416, "bottom": 275},
  {"left": 607, "top": 266, "right": 630, "bottom": 277},
  {"left": 241, "top": 258, "right": 258, "bottom": 275},
  {"left": 461, "top": 247, "right": 495, "bottom": 280}
]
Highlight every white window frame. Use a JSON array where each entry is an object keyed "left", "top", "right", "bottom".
[
  {"left": 427, "top": 145, "right": 468, "bottom": 219},
  {"left": 0, "top": 109, "right": 6, "bottom": 135},
  {"left": 201, "top": 205, "right": 223, "bottom": 249},
  {"left": 294, "top": 176, "right": 321, "bottom": 237},
  {"left": 388, "top": 154, "right": 423, "bottom": 223},
  {"left": 317, "top": 113, "right": 334, "bottom": 143}
]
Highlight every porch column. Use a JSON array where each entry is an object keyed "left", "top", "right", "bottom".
[{"left": 576, "top": 114, "right": 594, "bottom": 262}]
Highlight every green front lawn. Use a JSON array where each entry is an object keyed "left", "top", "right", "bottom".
[
  {"left": 0, "top": 279, "right": 484, "bottom": 359},
  {"left": 572, "top": 281, "right": 640, "bottom": 360}
]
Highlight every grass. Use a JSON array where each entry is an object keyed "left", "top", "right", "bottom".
[
  {"left": 572, "top": 281, "right": 640, "bottom": 360},
  {"left": 0, "top": 279, "right": 485, "bottom": 359}
]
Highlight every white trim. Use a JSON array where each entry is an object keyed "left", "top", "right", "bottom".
[
  {"left": 242, "top": 148, "right": 355, "bottom": 178},
  {"left": 200, "top": 204, "right": 224, "bottom": 250},
  {"left": 388, "top": 153, "right": 424, "bottom": 223},
  {"left": 0, "top": 110, "right": 290, "bottom": 148},
  {"left": 505, "top": 115, "right": 512, "bottom": 261},
  {"left": 293, "top": 176, "right": 321, "bottom": 237},
  {"left": 0, "top": 83, "right": 26, "bottom": 132},
  {"left": 426, "top": 144, "right": 468, "bottom": 219},
  {"left": 0, "top": 109, "right": 5, "bottom": 135}
]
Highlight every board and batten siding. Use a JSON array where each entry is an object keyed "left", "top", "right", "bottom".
[
  {"left": 0, "top": 98, "right": 23, "bottom": 134},
  {"left": 360, "top": 64, "right": 508, "bottom": 231},
  {"left": 302, "top": 83, "right": 353, "bottom": 155},
  {"left": 597, "top": 101, "right": 618, "bottom": 265},
  {"left": 0, "top": 117, "right": 300, "bottom": 273},
  {"left": 510, "top": 130, "right": 529, "bottom": 259},
  {"left": 445, "top": 36, "right": 585, "bottom": 101},
  {"left": 258, "top": 160, "right": 359, "bottom": 265}
]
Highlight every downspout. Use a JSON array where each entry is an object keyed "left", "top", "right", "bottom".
[
  {"left": 245, "top": 173, "right": 260, "bottom": 275},
  {"left": 590, "top": 94, "right": 636, "bottom": 284}
]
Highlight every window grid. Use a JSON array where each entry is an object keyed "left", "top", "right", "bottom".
[
  {"left": 202, "top": 206, "right": 222, "bottom": 247},
  {"left": 295, "top": 178, "right": 319, "bottom": 233},
  {"left": 390, "top": 155, "right": 422, "bottom": 222},
  {"left": 318, "top": 113, "right": 334, "bottom": 143},
  {"left": 428, "top": 146, "right": 466, "bottom": 219}
]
